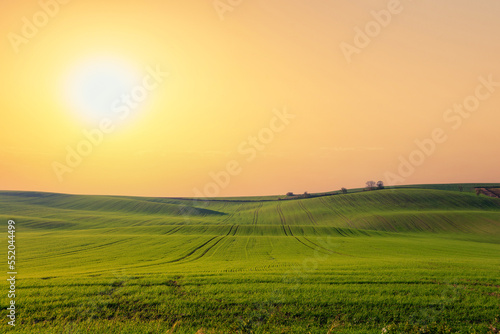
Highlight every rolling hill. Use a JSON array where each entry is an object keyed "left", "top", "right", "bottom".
[{"left": 1, "top": 185, "right": 499, "bottom": 333}]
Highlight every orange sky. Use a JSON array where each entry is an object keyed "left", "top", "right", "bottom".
[{"left": 0, "top": 0, "right": 499, "bottom": 197}]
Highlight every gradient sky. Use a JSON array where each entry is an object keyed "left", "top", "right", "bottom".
[{"left": 1, "top": 0, "right": 499, "bottom": 197}]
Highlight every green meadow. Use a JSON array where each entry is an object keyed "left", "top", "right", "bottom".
[{"left": 1, "top": 184, "right": 500, "bottom": 333}]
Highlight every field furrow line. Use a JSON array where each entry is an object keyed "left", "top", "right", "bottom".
[
  {"left": 167, "top": 224, "right": 236, "bottom": 263},
  {"left": 244, "top": 237, "right": 250, "bottom": 260},
  {"left": 221, "top": 203, "right": 244, "bottom": 223},
  {"left": 252, "top": 202, "right": 263, "bottom": 225},
  {"left": 165, "top": 226, "right": 183, "bottom": 235},
  {"left": 319, "top": 197, "right": 354, "bottom": 226},
  {"left": 183, "top": 224, "right": 238, "bottom": 262},
  {"left": 276, "top": 202, "right": 288, "bottom": 236},
  {"left": 300, "top": 232, "right": 355, "bottom": 257},
  {"left": 332, "top": 227, "right": 346, "bottom": 237},
  {"left": 374, "top": 215, "right": 397, "bottom": 232},
  {"left": 413, "top": 214, "right": 434, "bottom": 232},
  {"left": 186, "top": 236, "right": 227, "bottom": 263},
  {"left": 166, "top": 236, "right": 220, "bottom": 263},
  {"left": 287, "top": 225, "right": 330, "bottom": 254},
  {"left": 298, "top": 201, "right": 317, "bottom": 225},
  {"left": 27, "top": 238, "right": 135, "bottom": 261},
  {"left": 440, "top": 214, "right": 464, "bottom": 233}
]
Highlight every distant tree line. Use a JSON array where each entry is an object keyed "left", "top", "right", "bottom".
[
  {"left": 365, "top": 180, "right": 384, "bottom": 191},
  {"left": 284, "top": 180, "right": 385, "bottom": 199},
  {"left": 285, "top": 191, "right": 311, "bottom": 199}
]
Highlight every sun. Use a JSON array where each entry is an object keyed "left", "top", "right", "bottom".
[{"left": 63, "top": 56, "right": 141, "bottom": 124}]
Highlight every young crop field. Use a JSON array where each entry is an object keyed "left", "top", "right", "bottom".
[{"left": 1, "top": 186, "right": 500, "bottom": 333}]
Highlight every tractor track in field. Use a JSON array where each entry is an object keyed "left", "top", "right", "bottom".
[
  {"left": 167, "top": 225, "right": 237, "bottom": 263},
  {"left": 165, "top": 226, "right": 183, "bottom": 235},
  {"left": 298, "top": 201, "right": 317, "bottom": 226},
  {"left": 252, "top": 203, "right": 263, "bottom": 225},
  {"left": 413, "top": 214, "right": 434, "bottom": 232},
  {"left": 373, "top": 215, "right": 397, "bottom": 232},
  {"left": 244, "top": 237, "right": 250, "bottom": 260},
  {"left": 190, "top": 225, "right": 238, "bottom": 261},
  {"left": 29, "top": 238, "right": 135, "bottom": 261},
  {"left": 286, "top": 225, "right": 343, "bottom": 255},
  {"left": 286, "top": 225, "right": 325, "bottom": 254},
  {"left": 440, "top": 215, "right": 465, "bottom": 233},
  {"left": 286, "top": 224, "right": 354, "bottom": 257},
  {"left": 276, "top": 202, "right": 288, "bottom": 236},
  {"left": 302, "top": 234, "right": 354, "bottom": 257},
  {"left": 221, "top": 204, "right": 244, "bottom": 223},
  {"left": 332, "top": 227, "right": 348, "bottom": 237},
  {"left": 319, "top": 197, "right": 354, "bottom": 227},
  {"left": 166, "top": 236, "right": 219, "bottom": 263},
  {"left": 232, "top": 225, "right": 239, "bottom": 236}
]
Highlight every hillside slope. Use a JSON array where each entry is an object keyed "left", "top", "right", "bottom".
[
  {"left": 1, "top": 188, "right": 500, "bottom": 236},
  {"left": 2, "top": 187, "right": 500, "bottom": 333}
]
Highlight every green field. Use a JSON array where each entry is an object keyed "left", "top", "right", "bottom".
[{"left": 1, "top": 185, "right": 500, "bottom": 333}]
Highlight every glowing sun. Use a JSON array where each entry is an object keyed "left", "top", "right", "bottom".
[{"left": 63, "top": 56, "right": 141, "bottom": 123}]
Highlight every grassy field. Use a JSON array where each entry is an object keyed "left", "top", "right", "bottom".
[{"left": 1, "top": 185, "right": 500, "bottom": 333}]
